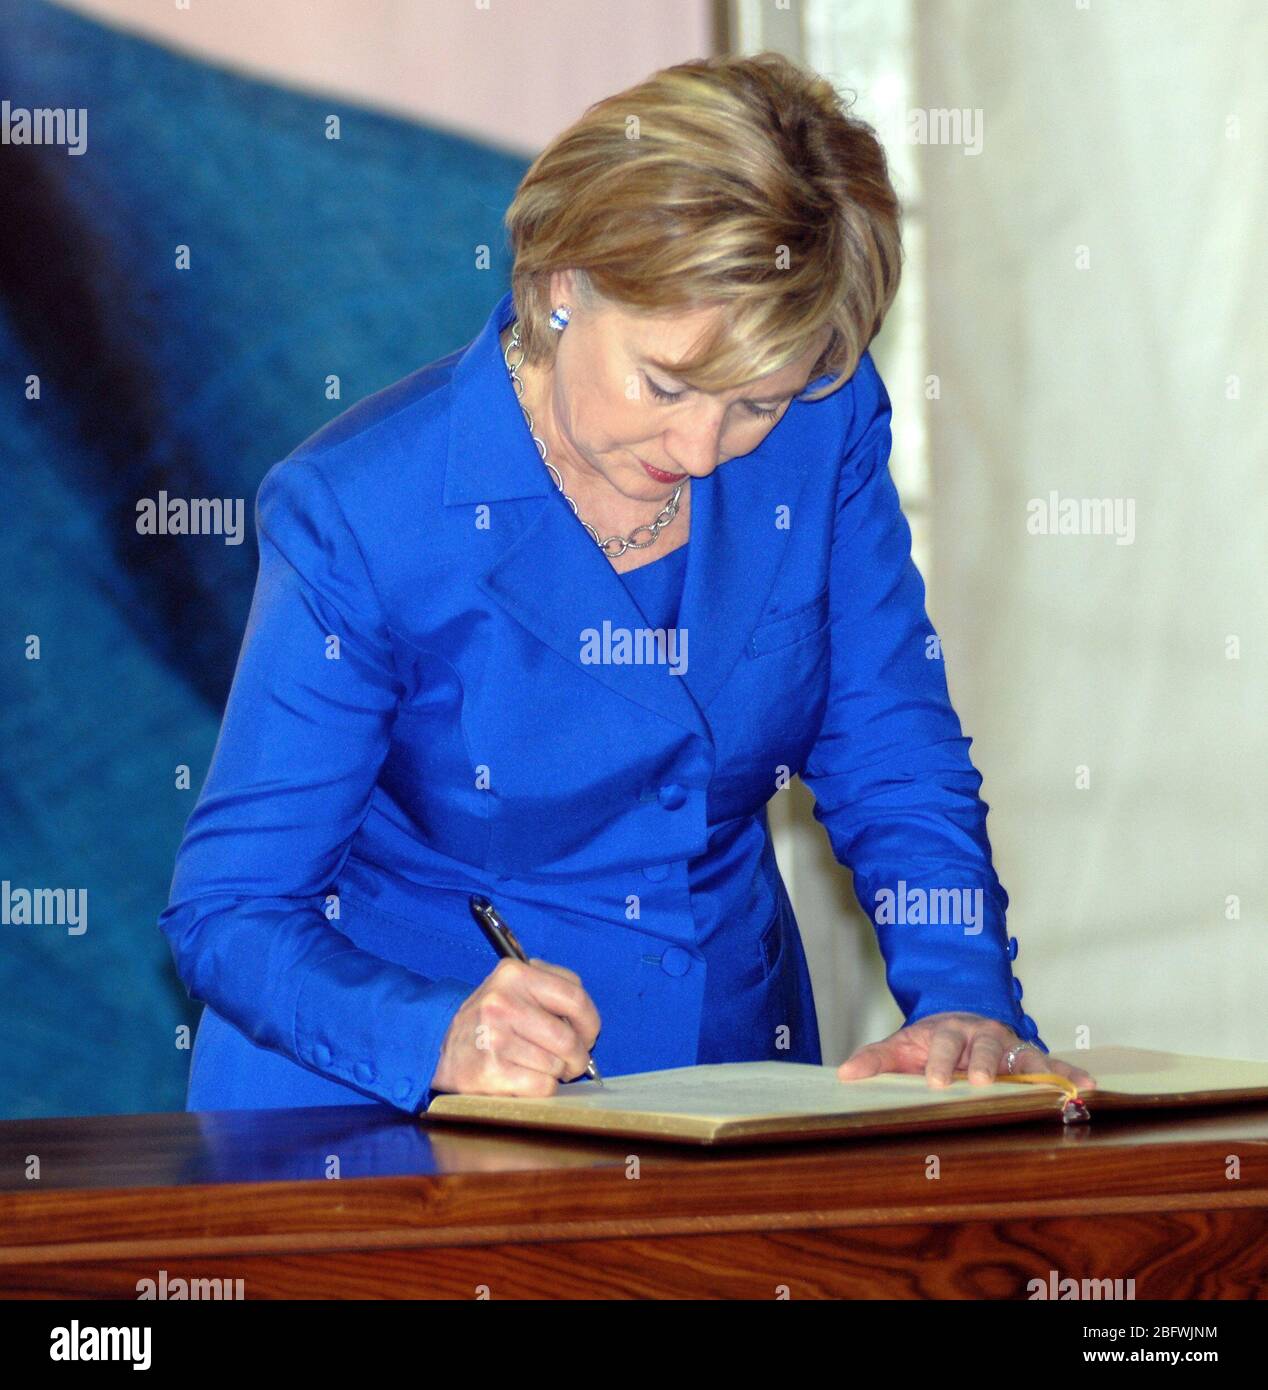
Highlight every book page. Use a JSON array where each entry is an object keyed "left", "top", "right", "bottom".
[
  {"left": 431, "top": 1061, "right": 1064, "bottom": 1125},
  {"left": 1060, "top": 1046, "right": 1268, "bottom": 1099}
]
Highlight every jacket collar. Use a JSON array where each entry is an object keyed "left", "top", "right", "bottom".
[
  {"left": 444, "top": 290, "right": 553, "bottom": 506},
  {"left": 443, "top": 290, "right": 825, "bottom": 736}
]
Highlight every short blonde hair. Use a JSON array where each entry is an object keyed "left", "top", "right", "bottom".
[{"left": 504, "top": 51, "right": 902, "bottom": 401}]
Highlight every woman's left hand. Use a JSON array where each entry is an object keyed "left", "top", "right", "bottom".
[{"left": 837, "top": 1011, "right": 1096, "bottom": 1091}]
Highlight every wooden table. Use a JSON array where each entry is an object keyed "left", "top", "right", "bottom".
[{"left": 1, "top": 1101, "right": 1266, "bottom": 1298}]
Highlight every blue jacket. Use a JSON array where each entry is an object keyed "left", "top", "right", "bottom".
[{"left": 159, "top": 288, "right": 1044, "bottom": 1115}]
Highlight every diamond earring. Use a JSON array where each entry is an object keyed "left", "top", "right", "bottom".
[{"left": 548, "top": 304, "right": 572, "bottom": 332}]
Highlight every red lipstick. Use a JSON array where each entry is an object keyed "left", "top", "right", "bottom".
[{"left": 641, "top": 460, "right": 687, "bottom": 485}]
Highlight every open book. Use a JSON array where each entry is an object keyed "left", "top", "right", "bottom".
[{"left": 422, "top": 1046, "right": 1268, "bottom": 1146}]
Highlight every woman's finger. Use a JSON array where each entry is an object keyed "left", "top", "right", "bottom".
[
  {"left": 837, "top": 1041, "right": 898, "bottom": 1079},
  {"left": 926, "top": 1024, "right": 969, "bottom": 1087},
  {"left": 965, "top": 1030, "right": 1006, "bottom": 1084},
  {"left": 1038, "top": 1054, "right": 1099, "bottom": 1091},
  {"left": 528, "top": 957, "right": 582, "bottom": 985},
  {"left": 1005, "top": 1045, "right": 1098, "bottom": 1093},
  {"left": 498, "top": 1031, "right": 579, "bottom": 1082},
  {"left": 518, "top": 962, "right": 601, "bottom": 1049}
]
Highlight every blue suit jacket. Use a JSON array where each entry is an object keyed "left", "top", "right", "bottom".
[{"left": 159, "top": 289, "right": 1044, "bottom": 1115}]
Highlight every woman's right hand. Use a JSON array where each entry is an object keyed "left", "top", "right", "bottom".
[{"left": 430, "top": 957, "right": 602, "bottom": 1096}]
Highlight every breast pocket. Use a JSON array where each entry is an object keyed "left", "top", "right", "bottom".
[
  {"left": 759, "top": 910, "right": 785, "bottom": 977},
  {"left": 711, "top": 585, "right": 830, "bottom": 812},
  {"left": 748, "top": 587, "right": 830, "bottom": 658}
]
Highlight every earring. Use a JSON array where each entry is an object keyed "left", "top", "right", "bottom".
[{"left": 548, "top": 304, "right": 572, "bottom": 332}]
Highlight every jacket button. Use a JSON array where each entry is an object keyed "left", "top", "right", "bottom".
[
  {"left": 355, "top": 1061, "right": 375, "bottom": 1084},
  {"left": 313, "top": 1043, "right": 332, "bottom": 1067},
  {"left": 1012, "top": 977, "right": 1024, "bottom": 1001},
  {"left": 657, "top": 783, "right": 687, "bottom": 810},
  {"left": 1020, "top": 1013, "right": 1039, "bottom": 1040},
  {"left": 659, "top": 947, "right": 692, "bottom": 977},
  {"left": 1007, "top": 936, "right": 1019, "bottom": 960},
  {"left": 643, "top": 863, "right": 670, "bottom": 881}
]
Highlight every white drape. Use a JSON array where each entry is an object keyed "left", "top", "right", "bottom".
[{"left": 781, "top": 0, "right": 1267, "bottom": 1064}]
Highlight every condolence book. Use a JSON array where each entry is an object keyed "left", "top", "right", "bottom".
[{"left": 422, "top": 1046, "right": 1268, "bottom": 1146}]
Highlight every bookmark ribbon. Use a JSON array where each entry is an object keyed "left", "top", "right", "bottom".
[{"left": 953, "top": 1069, "right": 1091, "bottom": 1124}]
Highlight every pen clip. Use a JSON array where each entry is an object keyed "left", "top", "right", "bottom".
[{"left": 469, "top": 895, "right": 530, "bottom": 962}]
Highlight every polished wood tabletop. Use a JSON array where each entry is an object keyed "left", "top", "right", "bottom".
[{"left": 2, "top": 1100, "right": 1266, "bottom": 1297}]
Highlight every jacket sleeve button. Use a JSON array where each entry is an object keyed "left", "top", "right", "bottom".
[
  {"left": 1007, "top": 935, "right": 1019, "bottom": 960},
  {"left": 659, "top": 946, "right": 693, "bottom": 977}
]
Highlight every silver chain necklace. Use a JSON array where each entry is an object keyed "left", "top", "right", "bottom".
[{"left": 503, "top": 319, "right": 684, "bottom": 558}]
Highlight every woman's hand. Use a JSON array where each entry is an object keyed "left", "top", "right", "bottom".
[
  {"left": 837, "top": 1011, "right": 1097, "bottom": 1091},
  {"left": 431, "top": 957, "right": 602, "bottom": 1097}
]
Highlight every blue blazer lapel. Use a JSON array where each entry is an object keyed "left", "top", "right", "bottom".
[
  {"left": 479, "top": 490, "right": 710, "bottom": 739},
  {"left": 675, "top": 424, "right": 818, "bottom": 712}
]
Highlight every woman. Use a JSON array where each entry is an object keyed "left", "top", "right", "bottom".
[{"left": 160, "top": 52, "right": 1094, "bottom": 1113}]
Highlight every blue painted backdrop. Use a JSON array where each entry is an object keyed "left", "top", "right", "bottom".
[{"left": 0, "top": 0, "right": 527, "bottom": 1117}]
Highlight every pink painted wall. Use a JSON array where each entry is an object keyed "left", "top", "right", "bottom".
[{"left": 55, "top": 0, "right": 719, "bottom": 154}]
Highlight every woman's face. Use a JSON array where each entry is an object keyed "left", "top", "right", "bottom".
[{"left": 527, "top": 275, "right": 835, "bottom": 506}]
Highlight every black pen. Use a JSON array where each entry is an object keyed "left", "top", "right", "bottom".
[{"left": 468, "top": 895, "right": 604, "bottom": 1086}]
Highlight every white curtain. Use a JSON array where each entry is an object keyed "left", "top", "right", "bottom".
[{"left": 780, "top": 0, "right": 1267, "bottom": 1064}]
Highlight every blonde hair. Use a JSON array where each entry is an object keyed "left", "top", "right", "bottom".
[{"left": 504, "top": 51, "right": 902, "bottom": 401}]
